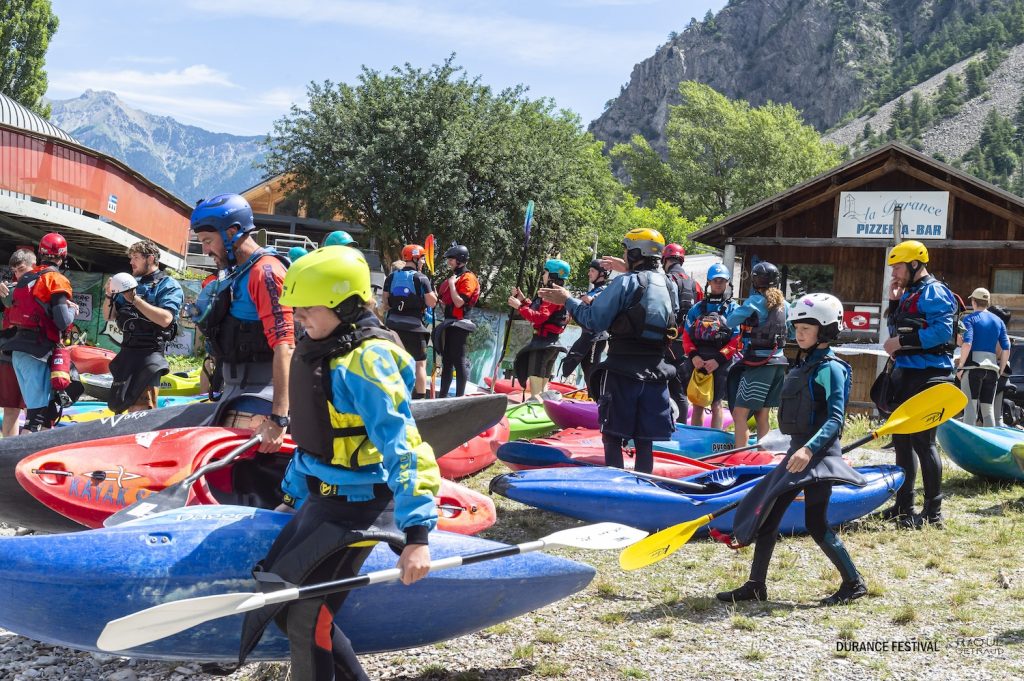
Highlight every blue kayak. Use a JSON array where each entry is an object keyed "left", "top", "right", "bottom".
[
  {"left": 0, "top": 505, "right": 594, "bottom": 662},
  {"left": 652, "top": 423, "right": 739, "bottom": 458},
  {"left": 936, "top": 419, "right": 1024, "bottom": 481},
  {"left": 490, "top": 464, "right": 904, "bottom": 533}
]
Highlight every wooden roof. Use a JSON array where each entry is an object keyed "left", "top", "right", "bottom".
[{"left": 690, "top": 142, "right": 1024, "bottom": 248}]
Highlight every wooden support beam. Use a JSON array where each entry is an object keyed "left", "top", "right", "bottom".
[
  {"left": 728, "top": 237, "right": 1024, "bottom": 249},
  {"left": 896, "top": 162, "right": 1024, "bottom": 228},
  {"left": 729, "top": 161, "right": 897, "bottom": 239}
]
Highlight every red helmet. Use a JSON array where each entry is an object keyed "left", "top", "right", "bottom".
[
  {"left": 662, "top": 243, "right": 685, "bottom": 261},
  {"left": 401, "top": 244, "right": 424, "bottom": 262},
  {"left": 39, "top": 232, "right": 68, "bottom": 260}
]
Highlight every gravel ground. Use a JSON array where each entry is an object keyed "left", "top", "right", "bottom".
[{"left": 1, "top": 444, "right": 1023, "bottom": 680}]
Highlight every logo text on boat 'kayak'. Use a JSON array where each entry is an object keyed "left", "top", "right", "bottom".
[
  {"left": 66, "top": 476, "right": 151, "bottom": 507},
  {"left": 711, "top": 443, "right": 730, "bottom": 452},
  {"left": 923, "top": 408, "right": 946, "bottom": 425}
]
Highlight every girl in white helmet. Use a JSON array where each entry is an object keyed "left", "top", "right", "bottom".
[{"left": 716, "top": 293, "right": 868, "bottom": 606}]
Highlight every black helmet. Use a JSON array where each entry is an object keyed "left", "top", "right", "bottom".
[
  {"left": 589, "top": 258, "right": 609, "bottom": 277},
  {"left": 750, "top": 262, "right": 780, "bottom": 289},
  {"left": 444, "top": 243, "right": 469, "bottom": 264}
]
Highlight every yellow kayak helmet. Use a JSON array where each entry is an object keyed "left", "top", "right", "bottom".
[
  {"left": 887, "top": 240, "right": 929, "bottom": 266},
  {"left": 622, "top": 227, "right": 666, "bottom": 258},
  {"left": 281, "top": 245, "right": 371, "bottom": 308}
]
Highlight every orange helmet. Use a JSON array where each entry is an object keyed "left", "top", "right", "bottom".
[{"left": 402, "top": 244, "right": 424, "bottom": 262}]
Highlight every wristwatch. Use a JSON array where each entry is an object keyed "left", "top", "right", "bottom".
[{"left": 268, "top": 413, "right": 291, "bottom": 428}]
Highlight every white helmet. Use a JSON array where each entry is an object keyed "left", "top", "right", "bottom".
[
  {"left": 789, "top": 293, "right": 844, "bottom": 341},
  {"left": 109, "top": 272, "right": 138, "bottom": 294}
]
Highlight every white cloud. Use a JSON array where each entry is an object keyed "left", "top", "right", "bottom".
[
  {"left": 183, "top": 0, "right": 659, "bottom": 70},
  {"left": 50, "top": 65, "right": 239, "bottom": 92}
]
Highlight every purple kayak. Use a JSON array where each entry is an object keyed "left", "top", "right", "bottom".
[{"left": 543, "top": 398, "right": 734, "bottom": 431}]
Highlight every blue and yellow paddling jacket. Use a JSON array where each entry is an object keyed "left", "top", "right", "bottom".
[{"left": 281, "top": 312, "right": 440, "bottom": 537}]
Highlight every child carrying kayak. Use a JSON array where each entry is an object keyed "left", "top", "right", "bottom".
[
  {"left": 238, "top": 245, "right": 441, "bottom": 680},
  {"left": 716, "top": 293, "right": 868, "bottom": 606}
]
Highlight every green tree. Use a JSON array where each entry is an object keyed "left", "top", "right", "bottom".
[
  {"left": 965, "top": 60, "right": 988, "bottom": 99},
  {"left": 611, "top": 82, "right": 843, "bottom": 219},
  {"left": 935, "top": 73, "right": 965, "bottom": 118},
  {"left": 0, "top": 0, "right": 58, "bottom": 117},
  {"left": 262, "top": 56, "right": 620, "bottom": 302}
]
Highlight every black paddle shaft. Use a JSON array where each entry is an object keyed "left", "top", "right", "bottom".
[{"left": 296, "top": 544, "right": 525, "bottom": 601}]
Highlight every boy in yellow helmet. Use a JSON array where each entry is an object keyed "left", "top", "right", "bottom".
[
  {"left": 539, "top": 228, "right": 678, "bottom": 474},
  {"left": 238, "top": 245, "right": 441, "bottom": 679},
  {"left": 879, "top": 240, "right": 957, "bottom": 527}
]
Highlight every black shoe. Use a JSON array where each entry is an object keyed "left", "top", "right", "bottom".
[
  {"left": 820, "top": 578, "right": 868, "bottom": 606},
  {"left": 716, "top": 580, "right": 767, "bottom": 603},
  {"left": 879, "top": 503, "right": 913, "bottom": 522},
  {"left": 920, "top": 495, "right": 944, "bottom": 528}
]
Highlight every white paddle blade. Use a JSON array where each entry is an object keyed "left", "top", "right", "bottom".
[
  {"left": 97, "top": 591, "right": 269, "bottom": 652},
  {"left": 545, "top": 522, "right": 647, "bottom": 550}
]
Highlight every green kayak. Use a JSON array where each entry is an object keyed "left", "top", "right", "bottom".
[{"left": 507, "top": 402, "right": 557, "bottom": 440}]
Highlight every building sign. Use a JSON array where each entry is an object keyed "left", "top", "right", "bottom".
[
  {"left": 837, "top": 192, "right": 949, "bottom": 239},
  {"left": 107, "top": 194, "right": 118, "bottom": 213}
]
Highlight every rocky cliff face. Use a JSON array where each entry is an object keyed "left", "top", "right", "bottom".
[
  {"left": 49, "top": 90, "right": 266, "bottom": 203},
  {"left": 590, "top": 0, "right": 990, "bottom": 153}
]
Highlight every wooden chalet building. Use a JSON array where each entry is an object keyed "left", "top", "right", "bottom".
[{"left": 690, "top": 142, "right": 1024, "bottom": 410}]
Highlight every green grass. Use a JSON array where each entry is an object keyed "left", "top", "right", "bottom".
[{"left": 353, "top": 437, "right": 1024, "bottom": 678}]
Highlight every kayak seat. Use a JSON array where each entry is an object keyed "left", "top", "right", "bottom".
[{"left": 206, "top": 453, "right": 289, "bottom": 509}]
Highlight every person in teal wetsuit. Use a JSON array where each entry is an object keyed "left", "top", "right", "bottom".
[
  {"left": 238, "top": 245, "right": 441, "bottom": 680},
  {"left": 716, "top": 293, "right": 867, "bottom": 606}
]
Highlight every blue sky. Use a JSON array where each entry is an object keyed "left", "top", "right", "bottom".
[{"left": 44, "top": 0, "right": 726, "bottom": 136}]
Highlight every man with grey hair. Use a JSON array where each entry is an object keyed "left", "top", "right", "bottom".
[
  {"left": 0, "top": 249, "right": 36, "bottom": 436},
  {"left": 956, "top": 287, "right": 1010, "bottom": 427}
]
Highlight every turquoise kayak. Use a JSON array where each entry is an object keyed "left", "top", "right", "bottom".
[{"left": 936, "top": 419, "right": 1024, "bottom": 481}]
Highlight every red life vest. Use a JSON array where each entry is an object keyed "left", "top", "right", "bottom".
[{"left": 8, "top": 266, "right": 63, "bottom": 345}]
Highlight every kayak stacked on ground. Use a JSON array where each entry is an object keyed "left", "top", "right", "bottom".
[
  {"left": 16, "top": 426, "right": 497, "bottom": 535},
  {"left": 489, "top": 464, "right": 905, "bottom": 533},
  {"left": 496, "top": 433, "right": 781, "bottom": 479},
  {"left": 68, "top": 345, "right": 117, "bottom": 375},
  {"left": 80, "top": 369, "right": 203, "bottom": 401},
  {"left": 505, "top": 401, "right": 557, "bottom": 441},
  {"left": 542, "top": 397, "right": 735, "bottom": 431},
  {"left": 56, "top": 396, "right": 207, "bottom": 426},
  {"left": 484, "top": 377, "right": 584, "bottom": 404},
  {"left": 437, "top": 417, "right": 509, "bottom": 479},
  {"left": 936, "top": 419, "right": 1024, "bottom": 481},
  {"left": 0, "top": 505, "right": 593, "bottom": 661},
  {"left": 0, "top": 394, "right": 508, "bottom": 534}
]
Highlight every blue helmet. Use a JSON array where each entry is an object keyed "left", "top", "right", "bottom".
[
  {"left": 544, "top": 258, "right": 571, "bottom": 280},
  {"left": 707, "top": 263, "right": 730, "bottom": 282},
  {"left": 191, "top": 194, "right": 256, "bottom": 265},
  {"left": 288, "top": 246, "right": 309, "bottom": 262},
  {"left": 324, "top": 230, "right": 356, "bottom": 247}
]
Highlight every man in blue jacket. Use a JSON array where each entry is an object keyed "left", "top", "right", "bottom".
[
  {"left": 881, "top": 240, "right": 956, "bottom": 527},
  {"left": 956, "top": 287, "right": 1010, "bottom": 428},
  {"left": 538, "top": 228, "right": 677, "bottom": 474}
]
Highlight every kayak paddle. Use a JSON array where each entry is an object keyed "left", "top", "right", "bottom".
[
  {"left": 618, "top": 382, "right": 967, "bottom": 571},
  {"left": 96, "top": 521, "right": 645, "bottom": 652},
  {"left": 103, "top": 434, "right": 262, "bottom": 527},
  {"left": 496, "top": 441, "right": 708, "bottom": 491}
]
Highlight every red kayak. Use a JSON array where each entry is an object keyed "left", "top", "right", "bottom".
[
  {"left": 15, "top": 427, "right": 496, "bottom": 535},
  {"left": 497, "top": 428, "right": 781, "bottom": 478},
  {"left": 483, "top": 377, "right": 584, "bottom": 398},
  {"left": 437, "top": 417, "right": 509, "bottom": 480},
  {"left": 68, "top": 345, "right": 117, "bottom": 375}
]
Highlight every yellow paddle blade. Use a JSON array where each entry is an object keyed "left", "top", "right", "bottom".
[
  {"left": 874, "top": 383, "right": 966, "bottom": 438},
  {"left": 619, "top": 512, "right": 714, "bottom": 571}
]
